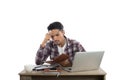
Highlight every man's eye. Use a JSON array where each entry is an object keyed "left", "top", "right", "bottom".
[
  {"left": 51, "top": 36, "right": 54, "bottom": 38},
  {"left": 56, "top": 34, "right": 59, "bottom": 36}
]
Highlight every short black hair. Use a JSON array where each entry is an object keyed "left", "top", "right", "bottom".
[{"left": 47, "top": 22, "right": 64, "bottom": 31}]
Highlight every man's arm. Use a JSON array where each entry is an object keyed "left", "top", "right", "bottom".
[
  {"left": 35, "top": 33, "right": 51, "bottom": 65},
  {"left": 35, "top": 48, "right": 44, "bottom": 65},
  {"left": 35, "top": 44, "right": 51, "bottom": 65},
  {"left": 78, "top": 44, "right": 86, "bottom": 52},
  {"left": 67, "top": 40, "right": 86, "bottom": 65}
]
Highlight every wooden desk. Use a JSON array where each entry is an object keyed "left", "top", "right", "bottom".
[{"left": 19, "top": 68, "right": 106, "bottom": 80}]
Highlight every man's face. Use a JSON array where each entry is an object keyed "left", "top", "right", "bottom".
[{"left": 49, "top": 29, "right": 65, "bottom": 46}]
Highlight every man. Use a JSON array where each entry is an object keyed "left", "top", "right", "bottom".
[{"left": 35, "top": 22, "right": 85, "bottom": 66}]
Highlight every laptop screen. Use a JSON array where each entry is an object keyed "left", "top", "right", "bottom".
[{"left": 71, "top": 51, "right": 104, "bottom": 72}]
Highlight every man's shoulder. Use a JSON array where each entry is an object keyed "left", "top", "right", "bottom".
[
  {"left": 67, "top": 38, "right": 80, "bottom": 44},
  {"left": 67, "top": 38, "right": 81, "bottom": 46}
]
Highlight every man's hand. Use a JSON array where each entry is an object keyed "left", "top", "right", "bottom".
[{"left": 41, "top": 33, "right": 51, "bottom": 48}]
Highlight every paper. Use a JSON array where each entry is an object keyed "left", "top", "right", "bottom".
[{"left": 33, "top": 64, "right": 59, "bottom": 71}]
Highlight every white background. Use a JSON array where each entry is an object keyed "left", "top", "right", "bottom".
[{"left": 0, "top": 0, "right": 120, "bottom": 80}]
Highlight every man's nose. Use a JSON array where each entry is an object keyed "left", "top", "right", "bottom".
[{"left": 53, "top": 36, "right": 57, "bottom": 40}]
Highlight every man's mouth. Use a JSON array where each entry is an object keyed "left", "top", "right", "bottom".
[{"left": 54, "top": 40, "right": 59, "bottom": 44}]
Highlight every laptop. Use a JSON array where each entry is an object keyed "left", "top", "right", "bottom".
[{"left": 62, "top": 51, "right": 104, "bottom": 72}]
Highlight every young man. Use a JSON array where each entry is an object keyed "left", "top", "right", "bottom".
[{"left": 35, "top": 22, "right": 85, "bottom": 66}]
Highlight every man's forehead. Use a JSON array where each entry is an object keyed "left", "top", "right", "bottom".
[{"left": 48, "top": 29, "right": 60, "bottom": 35}]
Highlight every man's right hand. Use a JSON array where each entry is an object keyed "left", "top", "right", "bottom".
[{"left": 41, "top": 33, "right": 51, "bottom": 48}]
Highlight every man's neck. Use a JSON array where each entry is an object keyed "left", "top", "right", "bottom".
[{"left": 59, "top": 38, "right": 66, "bottom": 47}]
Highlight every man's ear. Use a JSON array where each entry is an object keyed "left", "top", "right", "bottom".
[{"left": 62, "top": 30, "right": 65, "bottom": 35}]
